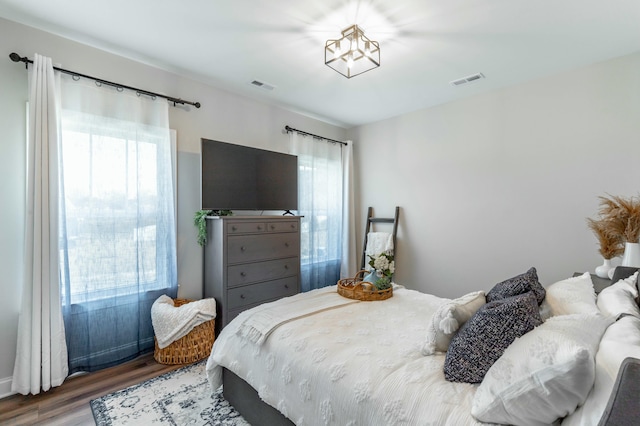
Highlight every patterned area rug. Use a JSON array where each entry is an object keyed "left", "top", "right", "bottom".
[{"left": 90, "top": 361, "right": 249, "bottom": 425}]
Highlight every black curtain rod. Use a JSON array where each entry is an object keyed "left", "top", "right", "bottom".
[
  {"left": 284, "top": 125, "right": 347, "bottom": 146},
  {"left": 9, "top": 52, "right": 201, "bottom": 109}
]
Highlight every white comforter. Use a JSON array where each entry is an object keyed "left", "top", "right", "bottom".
[{"left": 206, "top": 286, "right": 486, "bottom": 426}]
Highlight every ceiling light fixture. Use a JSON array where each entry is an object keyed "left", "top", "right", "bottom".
[{"left": 325, "top": 25, "right": 380, "bottom": 79}]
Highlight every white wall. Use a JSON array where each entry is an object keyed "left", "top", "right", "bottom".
[
  {"left": 0, "top": 17, "right": 346, "bottom": 397},
  {"left": 349, "top": 51, "right": 640, "bottom": 298}
]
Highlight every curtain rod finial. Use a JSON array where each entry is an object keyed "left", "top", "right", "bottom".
[{"left": 9, "top": 52, "right": 23, "bottom": 62}]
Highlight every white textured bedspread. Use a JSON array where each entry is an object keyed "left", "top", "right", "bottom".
[{"left": 206, "top": 286, "right": 486, "bottom": 426}]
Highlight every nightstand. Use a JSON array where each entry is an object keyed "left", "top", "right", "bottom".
[{"left": 573, "top": 272, "right": 611, "bottom": 294}]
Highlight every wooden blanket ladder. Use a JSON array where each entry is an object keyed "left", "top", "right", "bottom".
[{"left": 360, "top": 206, "right": 400, "bottom": 270}]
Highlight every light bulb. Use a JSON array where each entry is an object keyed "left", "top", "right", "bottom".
[
  {"left": 347, "top": 54, "right": 354, "bottom": 69},
  {"left": 364, "top": 41, "right": 371, "bottom": 57},
  {"left": 351, "top": 39, "right": 358, "bottom": 54},
  {"left": 334, "top": 41, "right": 342, "bottom": 59}
]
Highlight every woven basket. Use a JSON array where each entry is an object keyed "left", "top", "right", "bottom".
[
  {"left": 337, "top": 270, "right": 393, "bottom": 301},
  {"left": 153, "top": 298, "right": 216, "bottom": 365}
]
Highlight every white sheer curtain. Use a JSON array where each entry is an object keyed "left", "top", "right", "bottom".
[
  {"left": 289, "top": 131, "right": 353, "bottom": 291},
  {"left": 58, "top": 75, "right": 177, "bottom": 373},
  {"left": 341, "top": 140, "right": 357, "bottom": 278},
  {"left": 12, "top": 54, "right": 69, "bottom": 395}
]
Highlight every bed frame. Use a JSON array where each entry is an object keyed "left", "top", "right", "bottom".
[{"left": 223, "top": 368, "right": 294, "bottom": 426}]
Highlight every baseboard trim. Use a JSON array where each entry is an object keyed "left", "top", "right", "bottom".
[{"left": 0, "top": 376, "right": 15, "bottom": 399}]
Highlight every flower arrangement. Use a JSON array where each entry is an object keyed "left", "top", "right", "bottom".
[
  {"left": 367, "top": 251, "right": 395, "bottom": 290},
  {"left": 587, "top": 194, "right": 640, "bottom": 259}
]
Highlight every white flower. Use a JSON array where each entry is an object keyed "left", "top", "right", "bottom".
[
  {"left": 368, "top": 252, "right": 395, "bottom": 281},
  {"left": 374, "top": 256, "right": 389, "bottom": 271}
]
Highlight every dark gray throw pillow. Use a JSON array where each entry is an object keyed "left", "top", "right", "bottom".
[
  {"left": 443, "top": 291, "right": 543, "bottom": 383},
  {"left": 485, "top": 267, "right": 546, "bottom": 305}
]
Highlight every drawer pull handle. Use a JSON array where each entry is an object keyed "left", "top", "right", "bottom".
[
  {"left": 284, "top": 242, "right": 289, "bottom": 247},
  {"left": 231, "top": 226, "right": 237, "bottom": 231},
  {"left": 257, "top": 225, "right": 262, "bottom": 230},
  {"left": 270, "top": 224, "right": 275, "bottom": 229},
  {"left": 285, "top": 284, "right": 289, "bottom": 289},
  {"left": 284, "top": 265, "right": 289, "bottom": 270},
  {"left": 240, "top": 272, "right": 246, "bottom": 277},
  {"left": 240, "top": 246, "right": 246, "bottom": 252},
  {"left": 240, "top": 294, "right": 245, "bottom": 299},
  {"left": 291, "top": 224, "right": 295, "bottom": 228}
]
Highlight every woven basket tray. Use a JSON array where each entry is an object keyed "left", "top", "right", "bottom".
[
  {"left": 154, "top": 298, "right": 216, "bottom": 365},
  {"left": 337, "top": 270, "right": 393, "bottom": 301}
]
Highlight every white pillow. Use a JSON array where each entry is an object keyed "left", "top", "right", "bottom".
[
  {"left": 539, "top": 272, "right": 598, "bottom": 319},
  {"left": 421, "top": 291, "right": 485, "bottom": 355},
  {"left": 597, "top": 272, "right": 640, "bottom": 319},
  {"left": 562, "top": 315, "right": 640, "bottom": 426},
  {"left": 471, "top": 313, "right": 614, "bottom": 426}
]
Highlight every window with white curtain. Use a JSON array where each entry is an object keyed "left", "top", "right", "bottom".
[
  {"left": 59, "top": 118, "right": 172, "bottom": 303},
  {"left": 58, "top": 77, "right": 177, "bottom": 373},
  {"left": 290, "top": 131, "right": 344, "bottom": 291}
]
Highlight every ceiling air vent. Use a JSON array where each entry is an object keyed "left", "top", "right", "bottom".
[
  {"left": 450, "top": 72, "right": 485, "bottom": 86},
  {"left": 250, "top": 80, "right": 275, "bottom": 91}
]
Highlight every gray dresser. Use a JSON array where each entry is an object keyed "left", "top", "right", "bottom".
[{"left": 204, "top": 216, "right": 301, "bottom": 335}]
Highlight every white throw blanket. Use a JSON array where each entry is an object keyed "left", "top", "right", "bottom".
[
  {"left": 151, "top": 295, "right": 217, "bottom": 349},
  {"left": 236, "top": 286, "right": 360, "bottom": 345}
]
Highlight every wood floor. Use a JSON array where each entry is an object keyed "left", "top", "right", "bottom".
[{"left": 0, "top": 353, "right": 183, "bottom": 426}]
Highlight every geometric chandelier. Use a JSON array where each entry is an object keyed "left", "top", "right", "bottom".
[{"left": 325, "top": 25, "right": 380, "bottom": 79}]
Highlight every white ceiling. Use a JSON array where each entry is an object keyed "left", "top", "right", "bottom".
[{"left": 2, "top": 0, "right": 639, "bottom": 128}]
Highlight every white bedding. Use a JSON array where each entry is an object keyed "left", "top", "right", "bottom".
[{"left": 206, "top": 286, "right": 487, "bottom": 426}]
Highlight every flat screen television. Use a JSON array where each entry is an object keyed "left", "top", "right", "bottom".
[{"left": 201, "top": 138, "right": 298, "bottom": 212}]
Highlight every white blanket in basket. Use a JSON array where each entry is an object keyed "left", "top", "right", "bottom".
[{"left": 152, "top": 295, "right": 216, "bottom": 348}]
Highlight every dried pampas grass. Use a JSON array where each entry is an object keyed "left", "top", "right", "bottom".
[
  {"left": 596, "top": 195, "right": 640, "bottom": 242},
  {"left": 587, "top": 194, "right": 640, "bottom": 259},
  {"left": 586, "top": 218, "right": 624, "bottom": 259}
]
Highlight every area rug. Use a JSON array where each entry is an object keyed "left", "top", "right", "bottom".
[{"left": 90, "top": 360, "right": 250, "bottom": 425}]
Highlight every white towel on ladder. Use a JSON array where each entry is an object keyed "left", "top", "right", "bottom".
[{"left": 365, "top": 232, "right": 394, "bottom": 269}]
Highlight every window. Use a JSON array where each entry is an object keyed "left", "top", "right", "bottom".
[
  {"left": 59, "top": 118, "right": 174, "bottom": 303},
  {"left": 290, "top": 132, "right": 344, "bottom": 291}
]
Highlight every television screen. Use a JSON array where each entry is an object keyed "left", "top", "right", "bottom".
[{"left": 201, "top": 139, "right": 298, "bottom": 212}]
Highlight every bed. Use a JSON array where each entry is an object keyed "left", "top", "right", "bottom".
[{"left": 206, "top": 267, "right": 640, "bottom": 425}]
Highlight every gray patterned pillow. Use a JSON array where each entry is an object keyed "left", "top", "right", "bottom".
[
  {"left": 486, "top": 267, "right": 546, "bottom": 305},
  {"left": 443, "top": 291, "right": 542, "bottom": 383}
]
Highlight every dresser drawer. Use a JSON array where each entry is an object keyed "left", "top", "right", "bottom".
[
  {"left": 227, "top": 233, "right": 299, "bottom": 263},
  {"left": 227, "top": 257, "right": 299, "bottom": 287},
  {"left": 266, "top": 220, "right": 299, "bottom": 233},
  {"left": 227, "top": 276, "right": 298, "bottom": 310},
  {"left": 227, "top": 221, "right": 266, "bottom": 234}
]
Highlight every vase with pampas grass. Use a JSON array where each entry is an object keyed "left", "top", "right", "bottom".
[{"left": 587, "top": 194, "right": 640, "bottom": 277}]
